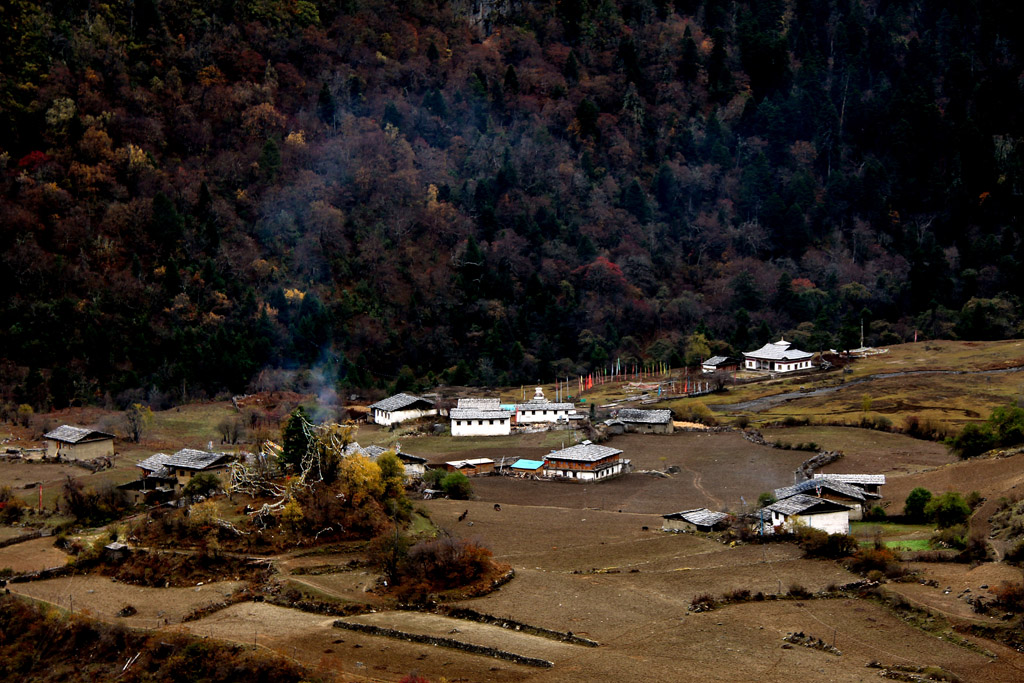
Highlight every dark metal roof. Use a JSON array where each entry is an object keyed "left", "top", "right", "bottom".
[
  {"left": 616, "top": 408, "right": 672, "bottom": 424},
  {"left": 368, "top": 393, "right": 434, "bottom": 412},
  {"left": 766, "top": 494, "right": 851, "bottom": 516},
  {"left": 44, "top": 425, "right": 115, "bottom": 444},
  {"left": 456, "top": 398, "right": 501, "bottom": 410},
  {"left": 362, "top": 444, "right": 427, "bottom": 464},
  {"left": 775, "top": 478, "right": 875, "bottom": 502},
  {"left": 662, "top": 508, "right": 729, "bottom": 526},
  {"left": 546, "top": 443, "right": 622, "bottom": 462},
  {"left": 813, "top": 473, "right": 886, "bottom": 486},
  {"left": 165, "top": 448, "right": 231, "bottom": 470}
]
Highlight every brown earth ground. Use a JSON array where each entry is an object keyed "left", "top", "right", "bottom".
[
  {"left": 11, "top": 575, "right": 245, "bottom": 628},
  {"left": 169, "top": 498, "right": 1024, "bottom": 682},
  {"left": 0, "top": 536, "right": 69, "bottom": 573}
]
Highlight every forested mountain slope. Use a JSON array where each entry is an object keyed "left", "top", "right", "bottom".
[{"left": 1, "top": 0, "right": 1022, "bottom": 406}]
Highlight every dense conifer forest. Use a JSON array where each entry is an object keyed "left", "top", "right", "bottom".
[{"left": 1, "top": 0, "right": 1022, "bottom": 406}]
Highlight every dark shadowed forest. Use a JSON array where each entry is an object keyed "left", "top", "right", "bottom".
[{"left": 1, "top": 0, "right": 1022, "bottom": 407}]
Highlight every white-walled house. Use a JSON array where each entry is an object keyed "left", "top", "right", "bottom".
[
  {"left": 743, "top": 338, "right": 814, "bottom": 373},
  {"left": 762, "top": 494, "right": 851, "bottom": 535},
  {"left": 450, "top": 408, "right": 511, "bottom": 436},
  {"left": 515, "top": 387, "right": 575, "bottom": 424},
  {"left": 775, "top": 478, "right": 879, "bottom": 521},
  {"left": 368, "top": 393, "right": 437, "bottom": 426}
]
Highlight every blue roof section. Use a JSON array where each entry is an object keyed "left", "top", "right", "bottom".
[
  {"left": 510, "top": 459, "right": 545, "bottom": 470},
  {"left": 499, "top": 404, "right": 516, "bottom": 411}
]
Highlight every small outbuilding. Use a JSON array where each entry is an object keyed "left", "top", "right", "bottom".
[
  {"left": 443, "top": 458, "right": 495, "bottom": 476},
  {"left": 361, "top": 444, "right": 428, "bottom": 480},
  {"left": 44, "top": 426, "right": 115, "bottom": 460},
  {"left": 761, "top": 494, "right": 851, "bottom": 535},
  {"left": 614, "top": 408, "right": 674, "bottom": 435},
  {"left": 368, "top": 393, "right": 437, "bottom": 426},
  {"left": 702, "top": 356, "right": 740, "bottom": 373},
  {"left": 509, "top": 458, "right": 545, "bottom": 476},
  {"left": 662, "top": 508, "right": 730, "bottom": 532}
]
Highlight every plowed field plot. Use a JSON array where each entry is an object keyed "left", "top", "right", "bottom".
[
  {"left": 10, "top": 575, "right": 245, "bottom": 628},
  {"left": 0, "top": 536, "right": 69, "bottom": 573},
  {"left": 183, "top": 593, "right": 1024, "bottom": 682},
  {"left": 882, "top": 451, "right": 1024, "bottom": 510},
  {"left": 469, "top": 431, "right": 805, "bottom": 513},
  {"left": 886, "top": 561, "right": 1024, "bottom": 624},
  {"left": 761, "top": 426, "right": 953, "bottom": 475},
  {"left": 180, "top": 602, "right": 537, "bottom": 683},
  {"left": 342, "top": 611, "right": 581, "bottom": 661}
]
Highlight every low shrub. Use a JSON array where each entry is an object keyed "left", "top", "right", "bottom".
[
  {"left": 787, "top": 583, "right": 811, "bottom": 599},
  {"left": 849, "top": 547, "right": 900, "bottom": 576},
  {"left": 990, "top": 582, "right": 1024, "bottom": 612},
  {"left": 690, "top": 593, "right": 717, "bottom": 611},
  {"left": 864, "top": 505, "right": 887, "bottom": 521},
  {"left": 723, "top": 588, "right": 751, "bottom": 603},
  {"left": 932, "top": 524, "right": 969, "bottom": 550},
  {"left": 795, "top": 527, "right": 858, "bottom": 559}
]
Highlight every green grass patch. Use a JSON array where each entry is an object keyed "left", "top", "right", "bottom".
[
  {"left": 858, "top": 538, "right": 932, "bottom": 551},
  {"left": 851, "top": 522, "right": 934, "bottom": 536},
  {"left": 407, "top": 511, "right": 437, "bottom": 537}
]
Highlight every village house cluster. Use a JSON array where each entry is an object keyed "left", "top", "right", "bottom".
[{"left": 661, "top": 472, "right": 886, "bottom": 536}]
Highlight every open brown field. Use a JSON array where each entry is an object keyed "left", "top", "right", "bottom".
[
  {"left": 0, "top": 536, "right": 69, "bottom": 573},
  {"left": 761, "top": 426, "right": 955, "bottom": 475},
  {"left": 469, "top": 431, "right": 806, "bottom": 513},
  {"left": 172, "top": 497, "right": 1024, "bottom": 682},
  {"left": 11, "top": 575, "right": 246, "bottom": 628}
]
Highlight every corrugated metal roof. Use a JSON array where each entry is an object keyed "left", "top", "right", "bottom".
[
  {"left": 450, "top": 408, "right": 511, "bottom": 420},
  {"left": 662, "top": 508, "right": 729, "bottom": 526},
  {"left": 546, "top": 443, "right": 622, "bottom": 462},
  {"left": 447, "top": 458, "right": 495, "bottom": 468},
  {"left": 775, "top": 478, "right": 872, "bottom": 502},
  {"left": 44, "top": 425, "right": 114, "bottom": 443},
  {"left": 703, "top": 356, "right": 737, "bottom": 366},
  {"left": 515, "top": 402, "right": 575, "bottom": 411},
  {"left": 813, "top": 473, "right": 886, "bottom": 486},
  {"left": 368, "top": 393, "right": 434, "bottom": 412},
  {"left": 457, "top": 398, "right": 501, "bottom": 409},
  {"left": 166, "top": 448, "right": 230, "bottom": 470},
  {"left": 510, "top": 459, "right": 545, "bottom": 470},
  {"left": 743, "top": 339, "right": 813, "bottom": 361},
  {"left": 362, "top": 444, "right": 427, "bottom": 464},
  {"left": 616, "top": 408, "right": 672, "bottom": 424},
  {"left": 137, "top": 453, "right": 173, "bottom": 476},
  {"left": 766, "top": 494, "right": 851, "bottom": 516}
]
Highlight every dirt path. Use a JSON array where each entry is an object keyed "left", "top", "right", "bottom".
[{"left": 678, "top": 462, "right": 723, "bottom": 509}]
